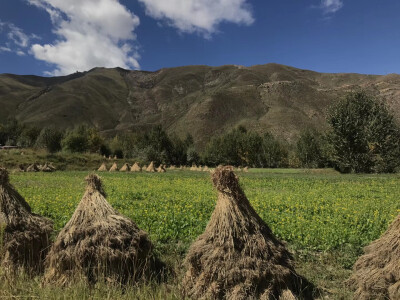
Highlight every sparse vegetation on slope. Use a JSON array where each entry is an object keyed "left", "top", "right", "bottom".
[{"left": 1, "top": 64, "right": 400, "bottom": 147}]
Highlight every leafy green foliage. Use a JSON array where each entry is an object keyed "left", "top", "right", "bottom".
[
  {"left": 203, "top": 127, "right": 288, "bottom": 167},
  {"left": 327, "top": 91, "right": 400, "bottom": 173},
  {"left": 0, "top": 118, "right": 24, "bottom": 145},
  {"left": 62, "top": 125, "right": 105, "bottom": 153},
  {"left": 261, "top": 133, "right": 288, "bottom": 168},
  {"left": 36, "top": 127, "right": 64, "bottom": 153},
  {"left": 296, "top": 129, "right": 325, "bottom": 168},
  {"left": 18, "top": 126, "right": 41, "bottom": 148}
]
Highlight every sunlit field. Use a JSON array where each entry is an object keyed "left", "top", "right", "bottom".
[
  {"left": 12, "top": 169, "right": 400, "bottom": 250},
  {"left": 3, "top": 169, "right": 400, "bottom": 299}
]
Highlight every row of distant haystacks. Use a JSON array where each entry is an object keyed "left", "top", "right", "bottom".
[
  {"left": 98, "top": 161, "right": 167, "bottom": 173},
  {"left": 0, "top": 167, "right": 165, "bottom": 285},
  {"left": 19, "top": 163, "right": 56, "bottom": 173},
  {"left": 103, "top": 155, "right": 119, "bottom": 160},
  {"left": 98, "top": 162, "right": 250, "bottom": 173},
  {"left": 189, "top": 164, "right": 249, "bottom": 172}
]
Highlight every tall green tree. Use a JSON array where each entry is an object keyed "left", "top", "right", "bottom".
[
  {"left": 36, "top": 127, "right": 64, "bottom": 153},
  {"left": 327, "top": 91, "right": 400, "bottom": 173},
  {"left": 261, "top": 133, "right": 288, "bottom": 168},
  {"left": 296, "top": 129, "right": 324, "bottom": 168},
  {"left": 0, "top": 118, "right": 23, "bottom": 145}
]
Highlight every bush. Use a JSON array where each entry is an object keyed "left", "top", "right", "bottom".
[
  {"left": 36, "top": 127, "right": 64, "bottom": 153},
  {"left": 0, "top": 118, "right": 24, "bottom": 145},
  {"left": 296, "top": 129, "right": 324, "bottom": 168},
  {"left": 261, "top": 133, "right": 288, "bottom": 168},
  {"left": 187, "top": 147, "right": 200, "bottom": 166},
  {"left": 18, "top": 126, "right": 41, "bottom": 148},
  {"left": 62, "top": 126, "right": 90, "bottom": 153},
  {"left": 202, "top": 127, "right": 287, "bottom": 167},
  {"left": 327, "top": 91, "right": 400, "bottom": 173}
]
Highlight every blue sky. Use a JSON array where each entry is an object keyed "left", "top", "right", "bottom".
[{"left": 0, "top": 0, "right": 399, "bottom": 76}]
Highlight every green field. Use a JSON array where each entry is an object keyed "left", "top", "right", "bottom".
[{"left": 2, "top": 169, "right": 400, "bottom": 299}]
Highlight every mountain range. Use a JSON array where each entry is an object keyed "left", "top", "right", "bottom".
[{"left": 1, "top": 63, "right": 399, "bottom": 147}]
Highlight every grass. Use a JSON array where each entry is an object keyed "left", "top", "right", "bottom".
[
  {"left": 0, "top": 148, "right": 142, "bottom": 171},
  {"left": 1, "top": 168, "right": 399, "bottom": 299}
]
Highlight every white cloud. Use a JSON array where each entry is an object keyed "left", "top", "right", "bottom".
[
  {"left": 320, "top": 0, "right": 343, "bottom": 14},
  {"left": 0, "top": 46, "right": 12, "bottom": 53},
  {"left": 7, "top": 23, "right": 30, "bottom": 47},
  {"left": 16, "top": 50, "right": 26, "bottom": 56},
  {"left": 27, "top": 0, "right": 140, "bottom": 75},
  {"left": 0, "top": 20, "right": 36, "bottom": 49},
  {"left": 138, "top": 0, "right": 254, "bottom": 36}
]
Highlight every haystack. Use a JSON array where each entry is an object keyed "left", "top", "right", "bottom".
[
  {"left": 98, "top": 163, "right": 107, "bottom": 172},
  {"left": 169, "top": 165, "right": 176, "bottom": 170},
  {"left": 120, "top": 163, "right": 130, "bottom": 172},
  {"left": 243, "top": 166, "right": 249, "bottom": 172},
  {"left": 109, "top": 162, "right": 118, "bottom": 172},
  {"left": 26, "top": 163, "right": 40, "bottom": 172},
  {"left": 182, "top": 166, "right": 313, "bottom": 300},
  {"left": 43, "top": 174, "right": 165, "bottom": 286},
  {"left": 156, "top": 165, "right": 166, "bottom": 173},
  {"left": 347, "top": 213, "right": 400, "bottom": 299},
  {"left": 203, "top": 166, "right": 210, "bottom": 172},
  {"left": 41, "top": 163, "right": 56, "bottom": 172},
  {"left": 131, "top": 162, "right": 141, "bottom": 172},
  {"left": 0, "top": 168, "right": 53, "bottom": 273},
  {"left": 146, "top": 162, "right": 155, "bottom": 172},
  {"left": 190, "top": 164, "right": 197, "bottom": 171}
]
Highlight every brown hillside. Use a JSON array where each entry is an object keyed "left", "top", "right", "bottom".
[{"left": 1, "top": 64, "right": 399, "bottom": 147}]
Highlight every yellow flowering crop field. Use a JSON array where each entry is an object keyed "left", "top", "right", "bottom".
[{"left": 9, "top": 170, "right": 400, "bottom": 251}]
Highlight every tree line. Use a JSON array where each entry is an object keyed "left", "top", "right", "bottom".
[{"left": 1, "top": 91, "right": 399, "bottom": 173}]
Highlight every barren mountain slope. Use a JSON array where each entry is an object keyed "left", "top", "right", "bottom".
[{"left": 1, "top": 64, "right": 399, "bottom": 146}]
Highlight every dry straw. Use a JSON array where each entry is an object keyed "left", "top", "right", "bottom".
[
  {"left": 146, "top": 162, "right": 155, "bottom": 172},
  {"left": 157, "top": 165, "right": 166, "bottom": 173},
  {"left": 43, "top": 174, "right": 165, "bottom": 286},
  {"left": 26, "top": 163, "right": 40, "bottom": 172},
  {"left": 98, "top": 163, "right": 107, "bottom": 172},
  {"left": 0, "top": 168, "right": 53, "bottom": 274},
  {"left": 41, "top": 163, "right": 56, "bottom": 172},
  {"left": 109, "top": 162, "right": 118, "bottom": 172},
  {"left": 120, "top": 163, "right": 130, "bottom": 172},
  {"left": 182, "top": 166, "right": 313, "bottom": 300},
  {"left": 131, "top": 162, "right": 141, "bottom": 172},
  {"left": 347, "top": 213, "right": 400, "bottom": 299}
]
